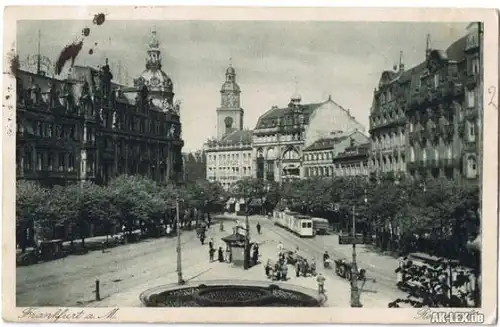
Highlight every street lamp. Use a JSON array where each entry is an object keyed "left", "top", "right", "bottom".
[
  {"left": 176, "top": 197, "right": 185, "bottom": 285},
  {"left": 350, "top": 189, "right": 367, "bottom": 308},
  {"left": 243, "top": 185, "right": 256, "bottom": 270}
]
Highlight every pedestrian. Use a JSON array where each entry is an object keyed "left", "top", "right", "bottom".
[
  {"left": 252, "top": 247, "right": 259, "bottom": 266},
  {"left": 209, "top": 238, "right": 214, "bottom": 250},
  {"left": 166, "top": 224, "right": 172, "bottom": 236},
  {"left": 200, "top": 233, "right": 205, "bottom": 245},
  {"left": 295, "top": 259, "right": 301, "bottom": 277},
  {"left": 277, "top": 241, "right": 284, "bottom": 256},
  {"left": 218, "top": 246, "right": 224, "bottom": 262},
  {"left": 209, "top": 247, "right": 215, "bottom": 262},
  {"left": 281, "top": 262, "right": 288, "bottom": 281},
  {"left": 311, "top": 258, "right": 317, "bottom": 275},
  {"left": 275, "top": 262, "right": 281, "bottom": 281},
  {"left": 265, "top": 259, "right": 271, "bottom": 278},
  {"left": 256, "top": 222, "right": 261, "bottom": 234},
  {"left": 316, "top": 272, "right": 326, "bottom": 294},
  {"left": 220, "top": 221, "right": 224, "bottom": 232}
]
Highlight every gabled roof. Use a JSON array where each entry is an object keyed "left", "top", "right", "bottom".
[
  {"left": 254, "top": 102, "right": 323, "bottom": 129},
  {"left": 219, "top": 129, "right": 252, "bottom": 145},
  {"left": 446, "top": 35, "right": 468, "bottom": 62},
  {"left": 303, "top": 135, "right": 348, "bottom": 152}
]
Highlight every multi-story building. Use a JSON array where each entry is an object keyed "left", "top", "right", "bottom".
[
  {"left": 253, "top": 94, "right": 365, "bottom": 183},
  {"left": 303, "top": 130, "right": 369, "bottom": 178},
  {"left": 16, "top": 29, "right": 184, "bottom": 186},
  {"left": 369, "top": 23, "right": 482, "bottom": 183},
  {"left": 204, "top": 64, "right": 253, "bottom": 190},
  {"left": 332, "top": 142, "right": 370, "bottom": 177}
]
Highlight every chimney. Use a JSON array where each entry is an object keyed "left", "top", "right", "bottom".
[
  {"left": 426, "top": 34, "right": 431, "bottom": 59},
  {"left": 399, "top": 50, "right": 405, "bottom": 72}
]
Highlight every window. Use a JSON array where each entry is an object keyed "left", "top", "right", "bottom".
[
  {"left": 434, "top": 148, "right": 439, "bottom": 160},
  {"left": 467, "top": 156, "right": 477, "bottom": 178},
  {"left": 422, "top": 148, "right": 427, "bottom": 162},
  {"left": 58, "top": 153, "right": 65, "bottom": 171},
  {"left": 471, "top": 57, "right": 480, "bottom": 75},
  {"left": 36, "top": 153, "right": 42, "bottom": 171},
  {"left": 410, "top": 147, "right": 415, "bottom": 162},
  {"left": 434, "top": 74, "right": 440, "bottom": 88},
  {"left": 23, "top": 149, "right": 32, "bottom": 170},
  {"left": 47, "top": 153, "right": 54, "bottom": 170},
  {"left": 468, "top": 120, "right": 476, "bottom": 141},
  {"left": 447, "top": 147, "right": 453, "bottom": 159},
  {"left": 467, "top": 90, "right": 475, "bottom": 108}
]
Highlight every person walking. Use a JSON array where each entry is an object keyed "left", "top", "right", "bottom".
[
  {"left": 281, "top": 262, "right": 288, "bottom": 281},
  {"left": 209, "top": 246, "right": 215, "bottom": 262},
  {"left": 277, "top": 241, "right": 284, "bottom": 257},
  {"left": 295, "top": 259, "right": 301, "bottom": 277},
  {"left": 218, "top": 246, "right": 224, "bottom": 262},
  {"left": 209, "top": 238, "right": 214, "bottom": 250},
  {"left": 256, "top": 222, "right": 261, "bottom": 234},
  {"left": 316, "top": 272, "right": 326, "bottom": 294}
]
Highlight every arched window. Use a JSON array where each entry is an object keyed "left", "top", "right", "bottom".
[
  {"left": 422, "top": 148, "right": 427, "bottom": 162},
  {"left": 447, "top": 147, "right": 452, "bottom": 159},
  {"left": 467, "top": 156, "right": 477, "bottom": 178},
  {"left": 434, "top": 148, "right": 439, "bottom": 160},
  {"left": 283, "top": 148, "right": 299, "bottom": 160},
  {"left": 410, "top": 147, "right": 415, "bottom": 162}
]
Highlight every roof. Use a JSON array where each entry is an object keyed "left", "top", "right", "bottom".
[
  {"left": 446, "top": 35, "right": 467, "bottom": 62},
  {"left": 219, "top": 129, "right": 252, "bottom": 145},
  {"left": 254, "top": 102, "right": 323, "bottom": 129},
  {"left": 303, "top": 135, "right": 348, "bottom": 151}
]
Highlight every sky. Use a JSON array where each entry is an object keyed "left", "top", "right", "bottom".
[{"left": 17, "top": 20, "right": 469, "bottom": 151}]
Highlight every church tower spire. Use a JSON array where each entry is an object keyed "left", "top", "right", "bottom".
[{"left": 216, "top": 60, "right": 244, "bottom": 139}]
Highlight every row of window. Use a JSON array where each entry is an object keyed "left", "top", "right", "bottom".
[
  {"left": 303, "top": 151, "right": 334, "bottom": 162},
  {"left": 371, "top": 131, "right": 406, "bottom": 150},
  {"left": 207, "top": 166, "right": 252, "bottom": 175},
  {"left": 304, "top": 162, "right": 368, "bottom": 178},
  {"left": 19, "top": 150, "right": 84, "bottom": 173},
  {"left": 371, "top": 108, "right": 405, "bottom": 126},
  {"left": 207, "top": 152, "right": 252, "bottom": 163},
  {"left": 253, "top": 132, "right": 302, "bottom": 144},
  {"left": 370, "top": 156, "right": 406, "bottom": 172}
]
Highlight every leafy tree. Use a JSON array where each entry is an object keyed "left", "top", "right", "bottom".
[
  {"left": 390, "top": 257, "right": 478, "bottom": 308},
  {"left": 16, "top": 181, "right": 51, "bottom": 252}
]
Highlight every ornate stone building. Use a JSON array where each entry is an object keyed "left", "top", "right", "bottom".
[
  {"left": 16, "top": 30, "right": 184, "bottom": 186},
  {"left": 369, "top": 23, "right": 482, "bottom": 182},
  {"left": 253, "top": 94, "right": 365, "bottom": 183},
  {"left": 303, "top": 130, "right": 369, "bottom": 178},
  {"left": 204, "top": 64, "right": 253, "bottom": 190}
]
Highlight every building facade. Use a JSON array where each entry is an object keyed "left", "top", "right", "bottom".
[
  {"left": 204, "top": 64, "right": 253, "bottom": 190},
  {"left": 253, "top": 94, "right": 365, "bottom": 183},
  {"left": 369, "top": 23, "right": 482, "bottom": 183},
  {"left": 303, "top": 130, "right": 370, "bottom": 178},
  {"left": 16, "top": 30, "right": 184, "bottom": 186}
]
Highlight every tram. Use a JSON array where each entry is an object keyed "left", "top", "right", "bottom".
[{"left": 274, "top": 211, "right": 314, "bottom": 238}]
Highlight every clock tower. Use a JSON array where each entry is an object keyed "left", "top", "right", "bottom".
[{"left": 217, "top": 62, "right": 244, "bottom": 139}]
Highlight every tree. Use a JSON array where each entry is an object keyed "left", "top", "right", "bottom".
[
  {"left": 16, "top": 181, "right": 51, "bottom": 252},
  {"left": 390, "top": 257, "right": 477, "bottom": 308}
]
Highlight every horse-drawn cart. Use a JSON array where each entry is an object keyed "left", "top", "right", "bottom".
[{"left": 334, "top": 259, "right": 366, "bottom": 281}]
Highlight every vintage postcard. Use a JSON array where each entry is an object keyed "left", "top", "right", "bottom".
[{"left": 2, "top": 5, "right": 498, "bottom": 324}]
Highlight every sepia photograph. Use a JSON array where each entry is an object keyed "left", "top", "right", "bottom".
[{"left": 2, "top": 5, "right": 498, "bottom": 324}]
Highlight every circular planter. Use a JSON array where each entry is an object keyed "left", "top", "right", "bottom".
[{"left": 193, "top": 286, "right": 274, "bottom": 307}]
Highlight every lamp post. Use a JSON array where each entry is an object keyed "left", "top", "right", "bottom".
[
  {"left": 350, "top": 189, "right": 367, "bottom": 308},
  {"left": 176, "top": 197, "right": 184, "bottom": 285},
  {"left": 244, "top": 186, "right": 251, "bottom": 270}
]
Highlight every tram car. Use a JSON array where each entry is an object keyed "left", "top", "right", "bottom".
[
  {"left": 274, "top": 211, "right": 314, "bottom": 238},
  {"left": 311, "top": 217, "right": 329, "bottom": 235}
]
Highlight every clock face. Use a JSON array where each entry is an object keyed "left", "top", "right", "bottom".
[{"left": 150, "top": 76, "right": 160, "bottom": 86}]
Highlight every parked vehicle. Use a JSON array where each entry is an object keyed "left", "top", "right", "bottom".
[{"left": 274, "top": 211, "right": 314, "bottom": 237}]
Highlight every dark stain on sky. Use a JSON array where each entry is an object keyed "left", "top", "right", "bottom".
[
  {"left": 93, "top": 13, "right": 106, "bottom": 26},
  {"left": 9, "top": 52, "right": 20, "bottom": 76},
  {"left": 55, "top": 41, "right": 84, "bottom": 75},
  {"left": 82, "top": 27, "right": 90, "bottom": 37}
]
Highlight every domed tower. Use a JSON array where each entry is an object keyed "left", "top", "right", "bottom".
[
  {"left": 217, "top": 61, "right": 244, "bottom": 139},
  {"left": 134, "top": 29, "right": 177, "bottom": 113}
]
